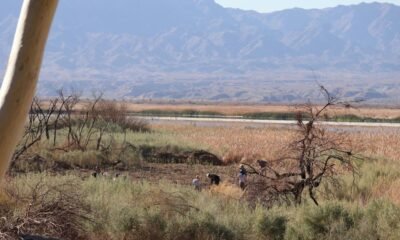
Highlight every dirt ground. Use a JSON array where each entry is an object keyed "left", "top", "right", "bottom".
[{"left": 77, "top": 162, "right": 241, "bottom": 188}]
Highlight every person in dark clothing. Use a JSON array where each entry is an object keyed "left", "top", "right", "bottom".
[
  {"left": 239, "top": 164, "right": 247, "bottom": 176},
  {"left": 238, "top": 164, "right": 247, "bottom": 190},
  {"left": 257, "top": 159, "right": 268, "bottom": 175},
  {"left": 207, "top": 173, "right": 221, "bottom": 185},
  {"left": 238, "top": 173, "right": 247, "bottom": 190},
  {"left": 92, "top": 165, "right": 101, "bottom": 178}
]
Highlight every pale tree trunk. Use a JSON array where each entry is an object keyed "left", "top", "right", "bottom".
[{"left": 0, "top": 0, "right": 58, "bottom": 180}]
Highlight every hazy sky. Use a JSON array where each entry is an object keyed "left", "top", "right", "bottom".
[{"left": 214, "top": 0, "right": 400, "bottom": 12}]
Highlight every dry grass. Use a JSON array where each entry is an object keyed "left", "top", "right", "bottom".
[
  {"left": 152, "top": 124, "right": 400, "bottom": 164},
  {"left": 347, "top": 128, "right": 400, "bottom": 160},
  {"left": 153, "top": 124, "right": 296, "bottom": 163},
  {"left": 208, "top": 182, "right": 244, "bottom": 200},
  {"left": 149, "top": 123, "right": 400, "bottom": 205}
]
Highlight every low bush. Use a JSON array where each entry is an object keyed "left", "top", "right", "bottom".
[
  {"left": 354, "top": 200, "right": 400, "bottom": 240},
  {"left": 178, "top": 218, "right": 235, "bottom": 240},
  {"left": 257, "top": 214, "right": 287, "bottom": 240},
  {"left": 303, "top": 204, "right": 354, "bottom": 239}
]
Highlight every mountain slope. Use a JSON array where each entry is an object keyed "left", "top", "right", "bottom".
[{"left": 0, "top": 1, "right": 399, "bottom": 103}]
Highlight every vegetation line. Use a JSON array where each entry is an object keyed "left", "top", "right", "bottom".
[{"left": 128, "top": 111, "right": 400, "bottom": 123}]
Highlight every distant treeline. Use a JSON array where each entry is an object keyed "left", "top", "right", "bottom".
[
  {"left": 129, "top": 110, "right": 400, "bottom": 123},
  {"left": 131, "top": 109, "right": 224, "bottom": 118},
  {"left": 244, "top": 112, "right": 400, "bottom": 123}
]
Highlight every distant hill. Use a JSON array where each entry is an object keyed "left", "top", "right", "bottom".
[{"left": 0, "top": 0, "right": 399, "bottom": 103}]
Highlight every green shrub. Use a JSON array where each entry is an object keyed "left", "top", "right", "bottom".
[
  {"left": 243, "top": 112, "right": 300, "bottom": 120},
  {"left": 138, "top": 213, "right": 167, "bottom": 240},
  {"left": 287, "top": 203, "right": 355, "bottom": 240},
  {"left": 258, "top": 214, "right": 287, "bottom": 240},
  {"left": 178, "top": 218, "right": 236, "bottom": 240},
  {"left": 306, "top": 204, "right": 354, "bottom": 237},
  {"left": 354, "top": 200, "right": 400, "bottom": 240},
  {"left": 114, "top": 208, "right": 140, "bottom": 233},
  {"left": 59, "top": 150, "right": 104, "bottom": 168}
]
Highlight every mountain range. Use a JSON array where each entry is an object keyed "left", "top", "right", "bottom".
[{"left": 0, "top": 0, "right": 400, "bottom": 103}]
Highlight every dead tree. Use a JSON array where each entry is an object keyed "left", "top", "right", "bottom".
[
  {"left": 30, "top": 97, "right": 58, "bottom": 140},
  {"left": 52, "top": 89, "right": 74, "bottom": 146},
  {"left": 59, "top": 92, "right": 103, "bottom": 151},
  {"left": 244, "top": 85, "right": 361, "bottom": 206},
  {"left": 12, "top": 99, "right": 44, "bottom": 162},
  {"left": 12, "top": 97, "right": 58, "bottom": 162},
  {"left": 60, "top": 91, "right": 80, "bottom": 148},
  {"left": 77, "top": 93, "right": 103, "bottom": 151}
]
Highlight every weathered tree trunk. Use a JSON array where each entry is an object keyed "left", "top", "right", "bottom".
[{"left": 0, "top": 0, "right": 58, "bottom": 180}]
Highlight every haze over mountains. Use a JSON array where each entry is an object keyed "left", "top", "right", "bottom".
[{"left": 1, "top": 0, "right": 400, "bottom": 103}]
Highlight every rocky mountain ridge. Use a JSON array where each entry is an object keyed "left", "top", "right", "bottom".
[{"left": 0, "top": 1, "right": 399, "bottom": 103}]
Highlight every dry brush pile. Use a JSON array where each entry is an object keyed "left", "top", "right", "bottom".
[{"left": 0, "top": 176, "right": 90, "bottom": 240}]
